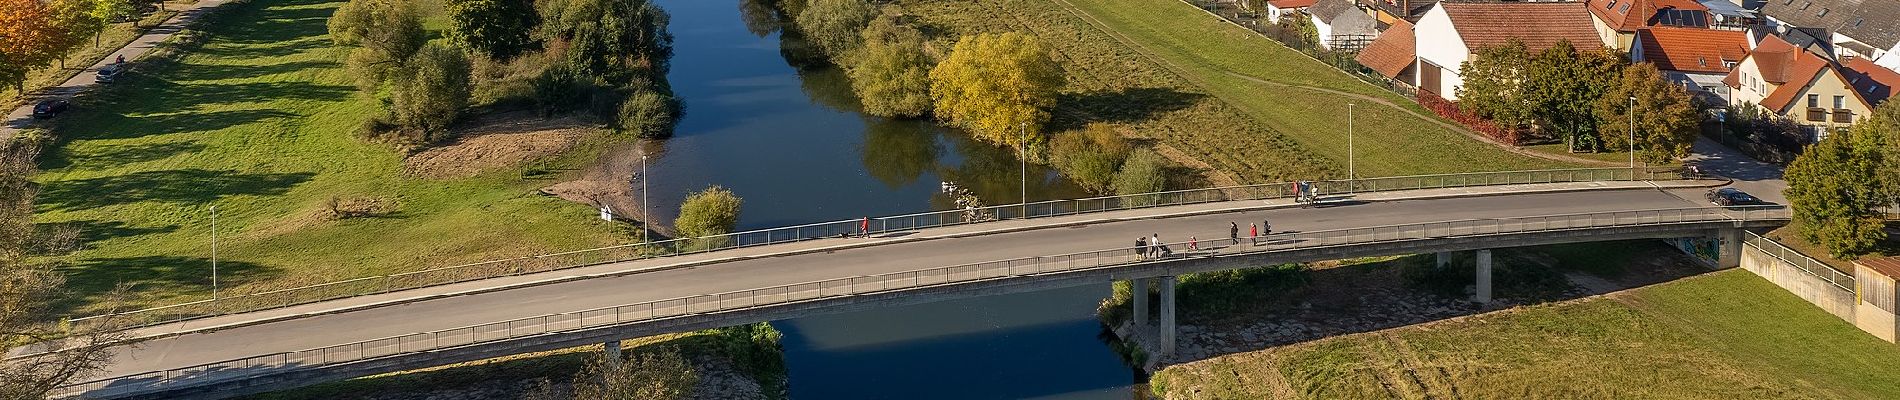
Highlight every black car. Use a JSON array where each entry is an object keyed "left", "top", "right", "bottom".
[
  {"left": 31, "top": 99, "right": 69, "bottom": 119},
  {"left": 1706, "top": 187, "right": 1760, "bottom": 206}
]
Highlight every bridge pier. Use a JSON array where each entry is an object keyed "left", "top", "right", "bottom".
[
  {"left": 1474, "top": 249, "right": 1492, "bottom": 304},
  {"left": 1436, "top": 251, "right": 1450, "bottom": 267},
  {"left": 602, "top": 340, "right": 622, "bottom": 370},
  {"left": 1717, "top": 228, "right": 1743, "bottom": 269},
  {"left": 1159, "top": 275, "right": 1177, "bottom": 360},
  {"left": 1132, "top": 278, "right": 1149, "bottom": 329}
]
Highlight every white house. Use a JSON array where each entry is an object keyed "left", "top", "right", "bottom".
[
  {"left": 1308, "top": 0, "right": 1378, "bottom": 50},
  {"left": 1263, "top": 0, "right": 1317, "bottom": 22},
  {"left": 1412, "top": 1, "right": 1605, "bottom": 100}
]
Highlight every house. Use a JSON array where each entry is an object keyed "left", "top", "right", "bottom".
[
  {"left": 1358, "top": 0, "right": 1439, "bottom": 24},
  {"left": 1308, "top": 0, "right": 1378, "bottom": 51},
  {"left": 1632, "top": 26, "right": 1751, "bottom": 103},
  {"left": 1843, "top": 56, "right": 1900, "bottom": 107},
  {"left": 1723, "top": 34, "right": 1873, "bottom": 139},
  {"left": 1356, "top": 19, "right": 1416, "bottom": 85},
  {"left": 1412, "top": 1, "right": 1604, "bottom": 100},
  {"left": 1262, "top": 0, "right": 1318, "bottom": 22},
  {"left": 1758, "top": 0, "right": 1900, "bottom": 70},
  {"left": 1584, "top": 0, "right": 1719, "bottom": 50}
]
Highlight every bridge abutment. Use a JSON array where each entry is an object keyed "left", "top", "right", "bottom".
[
  {"left": 1159, "top": 275, "right": 1177, "bottom": 360},
  {"left": 1717, "top": 228, "right": 1743, "bottom": 268},
  {"left": 1474, "top": 249, "right": 1493, "bottom": 304}
]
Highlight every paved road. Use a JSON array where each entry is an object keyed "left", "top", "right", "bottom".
[
  {"left": 87, "top": 185, "right": 1721, "bottom": 381},
  {"left": 1686, "top": 137, "right": 1789, "bottom": 205},
  {"left": 0, "top": 0, "right": 233, "bottom": 141}
]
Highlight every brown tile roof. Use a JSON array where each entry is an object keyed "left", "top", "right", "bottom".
[
  {"left": 1269, "top": 0, "right": 1318, "bottom": 8},
  {"left": 1858, "top": 257, "right": 1900, "bottom": 281},
  {"left": 1441, "top": 2, "right": 1604, "bottom": 53},
  {"left": 1750, "top": 35, "right": 1839, "bottom": 112},
  {"left": 1587, "top": 0, "right": 1709, "bottom": 32},
  {"left": 1843, "top": 57, "right": 1900, "bottom": 106},
  {"left": 1356, "top": 19, "right": 1416, "bottom": 79},
  {"left": 1636, "top": 26, "right": 1748, "bottom": 74}
]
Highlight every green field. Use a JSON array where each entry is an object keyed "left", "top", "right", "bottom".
[
  {"left": 1151, "top": 269, "right": 1900, "bottom": 399},
  {"left": 34, "top": 0, "right": 622, "bottom": 314},
  {"left": 904, "top": 0, "right": 1576, "bottom": 182}
]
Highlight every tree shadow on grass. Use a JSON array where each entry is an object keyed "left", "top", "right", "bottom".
[
  {"left": 38, "top": 140, "right": 207, "bottom": 170},
  {"left": 37, "top": 169, "right": 315, "bottom": 212},
  {"left": 1050, "top": 87, "right": 1205, "bottom": 132},
  {"left": 54, "top": 108, "right": 297, "bottom": 140},
  {"left": 52, "top": 256, "right": 281, "bottom": 314},
  {"left": 39, "top": 220, "right": 181, "bottom": 248},
  {"left": 164, "top": 59, "right": 340, "bottom": 82}
]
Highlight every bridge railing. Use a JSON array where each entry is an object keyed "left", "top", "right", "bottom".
[
  {"left": 59, "top": 203, "right": 1779, "bottom": 398},
  {"left": 67, "top": 167, "right": 1688, "bottom": 332},
  {"left": 1741, "top": 231, "right": 1855, "bottom": 291}
]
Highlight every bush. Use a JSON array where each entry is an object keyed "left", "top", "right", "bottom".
[
  {"left": 793, "top": 0, "right": 875, "bottom": 57},
  {"left": 1113, "top": 149, "right": 1168, "bottom": 205},
  {"left": 675, "top": 185, "right": 742, "bottom": 250},
  {"left": 616, "top": 89, "right": 678, "bottom": 138},
  {"left": 388, "top": 43, "right": 474, "bottom": 143},
  {"left": 1050, "top": 124, "right": 1132, "bottom": 194},
  {"left": 1177, "top": 264, "right": 1308, "bottom": 318},
  {"left": 572, "top": 345, "right": 697, "bottom": 400},
  {"left": 848, "top": 16, "right": 932, "bottom": 118}
]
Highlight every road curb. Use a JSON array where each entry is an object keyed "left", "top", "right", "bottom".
[{"left": 94, "top": 180, "right": 1730, "bottom": 346}]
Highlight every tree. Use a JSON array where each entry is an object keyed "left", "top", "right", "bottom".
[
  {"left": 1523, "top": 41, "right": 1622, "bottom": 150},
  {"left": 616, "top": 88, "right": 678, "bottom": 138},
  {"left": 541, "top": 0, "right": 673, "bottom": 88},
  {"left": 0, "top": 0, "right": 66, "bottom": 94},
  {"left": 327, "top": 0, "right": 425, "bottom": 61},
  {"left": 445, "top": 0, "right": 538, "bottom": 61},
  {"left": 792, "top": 0, "right": 873, "bottom": 58},
  {"left": 674, "top": 185, "right": 742, "bottom": 239},
  {"left": 0, "top": 133, "right": 126, "bottom": 399},
  {"left": 1594, "top": 63, "right": 1699, "bottom": 162},
  {"left": 45, "top": 0, "right": 104, "bottom": 68},
  {"left": 848, "top": 16, "right": 931, "bottom": 118},
  {"left": 571, "top": 345, "right": 699, "bottom": 400},
  {"left": 1456, "top": 41, "right": 1532, "bottom": 135},
  {"left": 1113, "top": 149, "right": 1168, "bottom": 206},
  {"left": 388, "top": 43, "right": 472, "bottom": 143},
  {"left": 89, "top": 0, "right": 135, "bottom": 41},
  {"left": 928, "top": 32, "right": 1064, "bottom": 150},
  {"left": 1050, "top": 123, "right": 1132, "bottom": 194},
  {"left": 1784, "top": 120, "right": 1890, "bottom": 259}
]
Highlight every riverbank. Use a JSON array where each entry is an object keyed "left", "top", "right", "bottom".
[
  {"left": 242, "top": 323, "right": 787, "bottom": 400},
  {"left": 1121, "top": 241, "right": 1900, "bottom": 398}
]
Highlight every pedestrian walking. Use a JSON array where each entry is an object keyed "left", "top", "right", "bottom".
[
  {"left": 1249, "top": 223, "right": 1259, "bottom": 245},
  {"left": 1229, "top": 222, "right": 1240, "bottom": 245},
  {"left": 860, "top": 217, "right": 870, "bottom": 238},
  {"left": 1151, "top": 234, "right": 1161, "bottom": 257},
  {"left": 1262, "top": 219, "right": 1272, "bottom": 236},
  {"left": 1136, "top": 237, "right": 1148, "bottom": 259},
  {"left": 1188, "top": 236, "right": 1199, "bottom": 251}
]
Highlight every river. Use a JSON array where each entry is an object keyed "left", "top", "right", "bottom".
[{"left": 632, "top": 0, "right": 1140, "bottom": 398}]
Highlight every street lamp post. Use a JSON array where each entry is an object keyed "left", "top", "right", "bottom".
[
  {"left": 1628, "top": 96, "right": 1636, "bottom": 169},
  {"left": 1348, "top": 102, "right": 1355, "bottom": 181},
  {"left": 1019, "top": 123, "right": 1028, "bottom": 219},
  {"left": 210, "top": 204, "right": 218, "bottom": 299},
  {"left": 641, "top": 154, "right": 649, "bottom": 244}
]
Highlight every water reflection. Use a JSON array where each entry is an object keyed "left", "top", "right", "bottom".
[{"left": 861, "top": 118, "right": 942, "bottom": 189}]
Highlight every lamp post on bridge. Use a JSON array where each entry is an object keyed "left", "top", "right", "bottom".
[{"left": 1019, "top": 122, "right": 1028, "bottom": 218}]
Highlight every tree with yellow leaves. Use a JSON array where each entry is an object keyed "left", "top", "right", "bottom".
[{"left": 927, "top": 32, "right": 1064, "bottom": 150}]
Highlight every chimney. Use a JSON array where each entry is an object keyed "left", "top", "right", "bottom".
[{"left": 1402, "top": 0, "right": 1409, "bottom": 18}]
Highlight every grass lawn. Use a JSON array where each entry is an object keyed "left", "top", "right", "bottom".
[
  {"left": 34, "top": 0, "right": 622, "bottom": 315},
  {"left": 1151, "top": 269, "right": 1900, "bottom": 399},
  {"left": 2, "top": 9, "right": 182, "bottom": 109},
  {"left": 904, "top": 0, "right": 1575, "bottom": 182}
]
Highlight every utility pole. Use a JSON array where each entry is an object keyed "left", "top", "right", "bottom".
[
  {"left": 1019, "top": 123, "right": 1028, "bottom": 219},
  {"left": 210, "top": 204, "right": 218, "bottom": 299}
]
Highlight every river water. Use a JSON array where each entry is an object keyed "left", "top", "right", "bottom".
[{"left": 636, "top": 0, "right": 1139, "bottom": 398}]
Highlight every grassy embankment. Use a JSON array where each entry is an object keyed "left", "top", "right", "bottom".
[
  {"left": 1149, "top": 267, "right": 1900, "bottom": 399},
  {"left": 244, "top": 324, "right": 787, "bottom": 400},
  {"left": 904, "top": 0, "right": 1577, "bottom": 184},
  {"left": 2, "top": 8, "right": 183, "bottom": 109},
  {"left": 34, "top": 0, "right": 625, "bottom": 314}
]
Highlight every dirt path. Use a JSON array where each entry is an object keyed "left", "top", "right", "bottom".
[{"left": 1042, "top": 0, "right": 1621, "bottom": 168}]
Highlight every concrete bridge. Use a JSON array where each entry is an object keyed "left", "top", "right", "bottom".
[{"left": 54, "top": 179, "right": 1785, "bottom": 399}]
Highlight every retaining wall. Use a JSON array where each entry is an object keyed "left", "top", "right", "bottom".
[{"left": 1739, "top": 247, "right": 1857, "bottom": 320}]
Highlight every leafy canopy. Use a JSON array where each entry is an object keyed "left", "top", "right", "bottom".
[
  {"left": 793, "top": 0, "right": 874, "bottom": 57},
  {"left": 848, "top": 16, "right": 932, "bottom": 118},
  {"left": 445, "top": 0, "right": 539, "bottom": 61},
  {"left": 1593, "top": 63, "right": 1699, "bottom": 162},
  {"left": 928, "top": 32, "right": 1064, "bottom": 150}
]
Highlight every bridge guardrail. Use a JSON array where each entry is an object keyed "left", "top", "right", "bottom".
[
  {"left": 59, "top": 203, "right": 1780, "bottom": 398},
  {"left": 67, "top": 167, "right": 1687, "bottom": 333},
  {"left": 1741, "top": 231, "right": 1855, "bottom": 291}
]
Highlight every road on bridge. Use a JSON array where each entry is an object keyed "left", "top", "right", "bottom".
[{"left": 86, "top": 186, "right": 1728, "bottom": 382}]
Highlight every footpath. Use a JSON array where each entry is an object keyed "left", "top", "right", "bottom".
[
  {"left": 0, "top": 0, "right": 235, "bottom": 142},
  {"left": 48, "top": 179, "right": 1730, "bottom": 354}
]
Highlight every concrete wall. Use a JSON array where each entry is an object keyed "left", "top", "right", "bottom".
[{"left": 1739, "top": 244, "right": 1857, "bottom": 320}]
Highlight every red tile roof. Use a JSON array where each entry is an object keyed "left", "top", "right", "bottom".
[
  {"left": 1441, "top": 1, "right": 1604, "bottom": 53},
  {"left": 1269, "top": 0, "right": 1318, "bottom": 8},
  {"left": 1636, "top": 26, "right": 1748, "bottom": 74},
  {"left": 1356, "top": 19, "right": 1416, "bottom": 79},
  {"left": 1586, "top": 0, "right": 1709, "bottom": 32},
  {"left": 1859, "top": 257, "right": 1900, "bottom": 281},
  {"left": 1843, "top": 57, "right": 1900, "bottom": 106},
  {"left": 1745, "top": 35, "right": 1840, "bottom": 112}
]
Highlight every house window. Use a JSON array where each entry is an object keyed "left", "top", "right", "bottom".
[
  {"left": 1607, "top": 0, "right": 1617, "bottom": 8},
  {"left": 1808, "top": 94, "right": 1818, "bottom": 108},
  {"left": 1800, "top": 2, "right": 1810, "bottom": 10},
  {"left": 1723, "top": 61, "right": 1737, "bottom": 69},
  {"left": 1619, "top": 3, "right": 1630, "bottom": 13},
  {"left": 1818, "top": 8, "right": 1828, "bottom": 17},
  {"left": 1833, "top": 95, "right": 1844, "bottom": 109}
]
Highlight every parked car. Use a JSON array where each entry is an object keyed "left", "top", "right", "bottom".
[
  {"left": 31, "top": 99, "right": 69, "bottom": 119},
  {"left": 97, "top": 64, "right": 122, "bottom": 83},
  {"left": 1706, "top": 187, "right": 1761, "bottom": 206}
]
